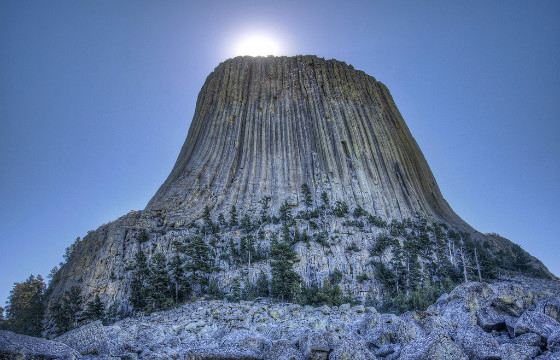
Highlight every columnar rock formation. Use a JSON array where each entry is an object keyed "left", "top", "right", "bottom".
[
  {"left": 46, "top": 55, "right": 553, "bottom": 320},
  {"left": 148, "top": 55, "right": 466, "bottom": 228}
]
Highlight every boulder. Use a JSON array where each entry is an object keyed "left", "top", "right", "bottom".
[
  {"left": 548, "top": 329, "right": 560, "bottom": 352},
  {"left": 515, "top": 311, "right": 560, "bottom": 340},
  {"left": 454, "top": 325, "right": 501, "bottom": 360},
  {"left": 297, "top": 331, "right": 332, "bottom": 360},
  {"left": 398, "top": 331, "right": 468, "bottom": 360},
  {"left": 328, "top": 337, "right": 375, "bottom": 360},
  {"left": 372, "top": 343, "right": 400, "bottom": 358},
  {"left": 542, "top": 298, "right": 560, "bottom": 323},
  {"left": 366, "top": 314, "right": 423, "bottom": 347},
  {"left": 56, "top": 320, "right": 109, "bottom": 356},
  {"left": 492, "top": 282, "right": 535, "bottom": 314},
  {"left": 499, "top": 343, "right": 541, "bottom": 360},
  {"left": 263, "top": 340, "right": 303, "bottom": 360},
  {"left": 476, "top": 306, "right": 508, "bottom": 332},
  {"left": 536, "top": 352, "right": 560, "bottom": 360},
  {"left": 514, "top": 332, "right": 543, "bottom": 347},
  {"left": 0, "top": 330, "right": 81, "bottom": 359}
]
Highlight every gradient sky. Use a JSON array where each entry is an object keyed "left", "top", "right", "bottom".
[{"left": 1, "top": 0, "right": 559, "bottom": 307}]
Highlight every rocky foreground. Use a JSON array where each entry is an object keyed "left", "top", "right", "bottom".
[{"left": 2, "top": 277, "right": 560, "bottom": 360}]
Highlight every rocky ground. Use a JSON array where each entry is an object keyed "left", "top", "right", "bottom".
[{"left": 2, "top": 276, "right": 559, "bottom": 360}]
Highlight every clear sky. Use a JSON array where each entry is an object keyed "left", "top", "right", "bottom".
[{"left": 1, "top": 0, "right": 559, "bottom": 307}]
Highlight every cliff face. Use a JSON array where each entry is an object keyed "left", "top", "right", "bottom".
[
  {"left": 46, "top": 56, "right": 553, "bottom": 319},
  {"left": 148, "top": 55, "right": 465, "bottom": 228}
]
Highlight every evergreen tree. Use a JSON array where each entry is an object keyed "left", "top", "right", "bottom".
[
  {"left": 279, "top": 200, "right": 292, "bottom": 222},
  {"left": 84, "top": 294, "right": 104, "bottom": 321},
  {"left": 4, "top": 275, "right": 45, "bottom": 336},
  {"left": 270, "top": 234, "right": 301, "bottom": 301},
  {"left": 301, "top": 184, "right": 313, "bottom": 208},
  {"left": 51, "top": 286, "right": 83, "bottom": 334},
  {"left": 63, "top": 237, "right": 81, "bottom": 263},
  {"left": 241, "top": 214, "right": 252, "bottom": 232},
  {"left": 207, "top": 279, "right": 224, "bottom": 299},
  {"left": 168, "top": 253, "right": 190, "bottom": 303},
  {"left": 302, "top": 279, "right": 343, "bottom": 306},
  {"left": 218, "top": 213, "right": 227, "bottom": 228},
  {"left": 147, "top": 252, "right": 173, "bottom": 311},
  {"left": 184, "top": 236, "right": 212, "bottom": 294},
  {"left": 202, "top": 205, "right": 215, "bottom": 233},
  {"left": 353, "top": 205, "right": 367, "bottom": 218},
  {"left": 229, "top": 205, "right": 238, "bottom": 227},
  {"left": 230, "top": 278, "right": 241, "bottom": 302},
  {"left": 47, "top": 266, "right": 59, "bottom": 288},
  {"left": 321, "top": 191, "right": 330, "bottom": 208},
  {"left": 281, "top": 223, "right": 292, "bottom": 244},
  {"left": 240, "top": 235, "right": 256, "bottom": 264},
  {"left": 255, "top": 271, "right": 269, "bottom": 297},
  {"left": 259, "top": 196, "right": 271, "bottom": 223},
  {"left": 333, "top": 201, "right": 349, "bottom": 217},
  {"left": 137, "top": 229, "right": 149, "bottom": 243},
  {"left": 130, "top": 249, "right": 150, "bottom": 311}
]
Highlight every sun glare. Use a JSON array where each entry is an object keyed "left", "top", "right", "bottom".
[{"left": 234, "top": 34, "right": 281, "bottom": 57}]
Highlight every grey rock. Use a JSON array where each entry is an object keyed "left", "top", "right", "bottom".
[
  {"left": 263, "top": 340, "right": 303, "bottom": 360},
  {"left": 491, "top": 284, "right": 534, "bottom": 317},
  {"left": 548, "top": 329, "right": 560, "bottom": 352},
  {"left": 454, "top": 325, "right": 501, "bottom": 360},
  {"left": 541, "top": 298, "right": 560, "bottom": 323},
  {"left": 477, "top": 306, "right": 507, "bottom": 332},
  {"left": 500, "top": 343, "right": 541, "bottom": 360},
  {"left": 0, "top": 330, "right": 81, "bottom": 359},
  {"left": 515, "top": 311, "right": 560, "bottom": 340},
  {"left": 398, "top": 332, "right": 468, "bottom": 360},
  {"left": 297, "top": 331, "right": 332, "bottom": 359},
  {"left": 328, "top": 337, "right": 375, "bottom": 360},
  {"left": 366, "top": 314, "right": 423, "bottom": 347},
  {"left": 372, "top": 343, "right": 400, "bottom": 358},
  {"left": 537, "top": 352, "right": 560, "bottom": 360},
  {"left": 514, "top": 332, "right": 543, "bottom": 347},
  {"left": 55, "top": 320, "right": 109, "bottom": 356}
]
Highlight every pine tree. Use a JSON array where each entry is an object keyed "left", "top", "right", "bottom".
[
  {"left": 218, "top": 213, "right": 227, "bottom": 228},
  {"left": 168, "top": 253, "right": 190, "bottom": 303},
  {"left": 84, "top": 294, "right": 104, "bottom": 321},
  {"left": 259, "top": 196, "right": 271, "bottom": 223},
  {"left": 147, "top": 252, "right": 173, "bottom": 311},
  {"left": 130, "top": 249, "right": 150, "bottom": 311},
  {"left": 255, "top": 271, "right": 269, "bottom": 297},
  {"left": 301, "top": 184, "right": 313, "bottom": 208},
  {"left": 229, "top": 205, "right": 238, "bottom": 227},
  {"left": 202, "top": 205, "right": 214, "bottom": 233},
  {"left": 51, "top": 286, "right": 83, "bottom": 334},
  {"left": 279, "top": 200, "right": 292, "bottom": 222},
  {"left": 333, "top": 201, "right": 349, "bottom": 217},
  {"left": 184, "top": 236, "right": 212, "bottom": 294},
  {"left": 321, "top": 191, "right": 330, "bottom": 208},
  {"left": 230, "top": 278, "right": 241, "bottom": 302},
  {"left": 241, "top": 214, "right": 252, "bottom": 232},
  {"left": 4, "top": 275, "right": 45, "bottom": 336},
  {"left": 353, "top": 205, "right": 367, "bottom": 218},
  {"left": 270, "top": 234, "right": 301, "bottom": 301},
  {"left": 240, "top": 235, "right": 256, "bottom": 265}
]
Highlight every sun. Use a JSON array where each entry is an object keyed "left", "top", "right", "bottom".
[{"left": 233, "top": 34, "right": 281, "bottom": 57}]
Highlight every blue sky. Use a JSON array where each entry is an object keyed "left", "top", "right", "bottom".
[{"left": 1, "top": 0, "right": 559, "bottom": 307}]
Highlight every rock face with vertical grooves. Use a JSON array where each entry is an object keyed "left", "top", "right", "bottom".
[
  {"left": 148, "top": 55, "right": 465, "bottom": 227},
  {"left": 45, "top": 55, "right": 553, "bottom": 323}
]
